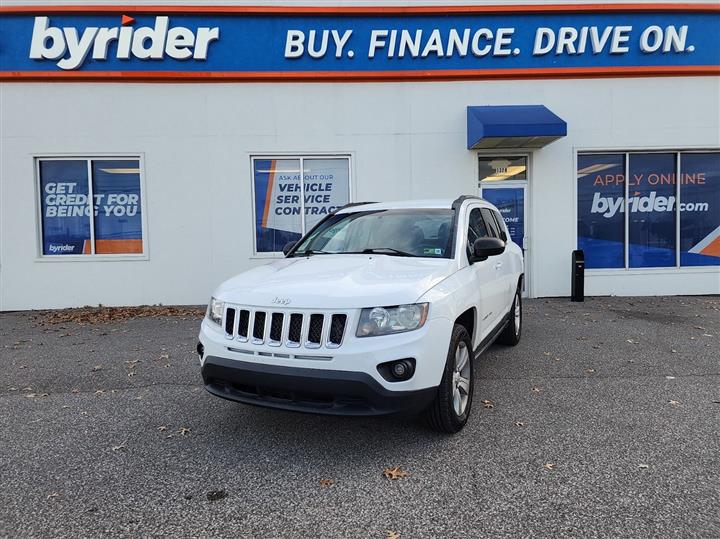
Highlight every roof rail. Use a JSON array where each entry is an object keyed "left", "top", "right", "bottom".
[
  {"left": 451, "top": 195, "right": 482, "bottom": 209},
  {"left": 338, "top": 201, "right": 378, "bottom": 211}
]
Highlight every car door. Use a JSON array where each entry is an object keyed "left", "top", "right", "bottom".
[
  {"left": 479, "top": 207, "right": 514, "bottom": 319},
  {"left": 467, "top": 206, "right": 507, "bottom": 340}
]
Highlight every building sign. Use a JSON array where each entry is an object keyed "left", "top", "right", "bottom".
[
  {"left": 0, "top": 5, "right": 718, "bottom": 81},
  {"left": 577, "top": 152, "right": 719, "bottom": 269}
]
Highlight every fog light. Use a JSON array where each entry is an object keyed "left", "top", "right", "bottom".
[
  {"left": 377, "top": 358, "right": 416, "bottom": 382},
  {"left": 392, "top": 362, "right": 408, "bottom": 378}
]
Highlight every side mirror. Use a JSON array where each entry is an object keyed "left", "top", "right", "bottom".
[
  {"left": 471, "top": 237, "right": 505, "bottom": 262},
  {"left": 282, "top": 241, "right": 297, "bottom": 256}
]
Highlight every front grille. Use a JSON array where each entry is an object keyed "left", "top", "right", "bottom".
[
  {"left": 307, "top": 314, "right": 324, "bottom": 345},
  {"left": 238, "top": 310, "right": 250, "bottom": 339},
  {"left": 269, "top": 313, "right": 284, "bottom": 343},
  {"left": 221, "top": 305, "right": 348, "bottom": 350},
  {"left": 329, "top": 314, "right": 347, "bottom": 346},
  {"left": 253, "top": 311, "right": 266, "bottom": 341}
]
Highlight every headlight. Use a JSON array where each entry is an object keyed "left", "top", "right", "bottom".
[
  {"left": 356, "top": 303, "right": 429, "bottom": 337},
  {"left": 207, "top": 297, "right": 224, "bottom": 326}
]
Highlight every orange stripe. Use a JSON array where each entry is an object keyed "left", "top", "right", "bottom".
[
  {"left": 94, "top": 239, "right": 143, "bottom": 254},
  {"left": 1, "top": 65, "right": 718, "bottom": 83},
  {"left": 82, "top": 239, "right": 91, "bottom": 254},
  {"left": 700, "top": 236, "right": 720, "bottom": 257},
  {"left": 0, "top": 3, "right": 718, "bottom": 14},
  {"left": 262, "top": 159, "right": 276, "bottom": 228}
]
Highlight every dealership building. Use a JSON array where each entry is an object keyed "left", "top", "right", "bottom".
[{"left": 0, "top": 1, "right": 718, "bottom": 310}]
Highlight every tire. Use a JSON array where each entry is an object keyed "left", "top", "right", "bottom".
[
  {"left": 497, "top": 283, "right": 522, "bottom": 346},
  {"left": 425, "top": 324, "right": 474, "bottom": 434}
]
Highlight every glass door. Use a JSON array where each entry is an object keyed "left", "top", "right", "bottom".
[{"left": 478, "top": 155, "right": 529, "bottom": 296}]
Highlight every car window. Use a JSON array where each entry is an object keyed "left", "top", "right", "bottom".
[
  {"left": 490, "top": 210, "right": 508, "bottom": 242},
  {"left": 481, "top": 208, "right": 502, "bottom": 239},
  {"left": 467, "top": 208, "right": 488, "bottom": 245},
  {"left": 292, "top": 208, "right": 455, "bottom": 258}
]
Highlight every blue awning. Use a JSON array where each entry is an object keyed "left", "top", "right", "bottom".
[{"left": 467, "top": 105, "right": 567, "bottom": 150}]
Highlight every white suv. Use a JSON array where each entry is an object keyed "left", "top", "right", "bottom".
[{"left": 198, "top": 196, "right": 524, "bottom": 432}]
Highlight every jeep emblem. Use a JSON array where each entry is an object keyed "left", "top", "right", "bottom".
[{"left": 271, "top": 296, "right": 291, "bottom": 306}]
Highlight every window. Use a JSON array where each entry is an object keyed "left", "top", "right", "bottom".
[
  {"left": 481, "top": 208, "right": 503, "bottom": 239},
  {"left": 291, "top": 209, "right": 454, "bottom": 258},
  {"left": 37, "top": 157, "right": 145, "bottom": 257},
  {"left": 478, "top": 156, "right": 527, "bottom": 183},
  {"left": 252, "top": 156, "right": 351, "bottom": 253},
  {"left": 577, "top": 151, "right": 719, "bottom": 269},
  {"left": 467, "top": 208, "right": 489, "bottom": 245}
]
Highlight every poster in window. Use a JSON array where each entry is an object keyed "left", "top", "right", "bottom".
[
  {"left": 680, "top": 153, "right": 720, "bottom": 266},
  {"left": 302, "top": 159, "right": 350, "bottom": 231},
  {"left": 253, "top": 159, "right": 303, "bottom": 253},
  {"left": 92, "top": 160, "right": 143, "bottom": 254},
  {"left": 628, "top": 153, "right": 677, "bottom": 268},
  {"left": 577, "top": 154, "right": 625, "bottom": 269},
  {"left": 253, "top": 158, "right": 350, "bottom": 252},
  {"left": 39, "top": 160, "right": 91, "bottom": 255}
]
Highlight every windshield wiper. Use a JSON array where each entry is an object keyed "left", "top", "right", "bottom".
[
  {"left": 360, "top": 248, "right": 416, "bottom": 257},
  {"left": 290, "top": 249, "right": 331, "bottom": 257}
]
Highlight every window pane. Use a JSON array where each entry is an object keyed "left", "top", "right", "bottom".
[
  {"left": 39, "top": 160, "right": 91, "bottom": 255},
  {"left": 478, "top": 156, "right": 527, "bottom": 183},
  {"left": 302, "top": 158, "right": 350, "bottom": 231},
  {"left": 480, "top": 208, "right": 501, "bottom": 238},
  {"left": 467, "top": 208, "right": 488, "bottom": 245},
  {"left": 680, "top": 153, "right": 720, "bottom": 267},
  {"left": 253, "top": 159, "right": 302, "bottom": 252},
  {"left": 628, "top": 154, "right": 677, "bottom": 268},
  {"left": 577, "top": 154, "right": 625, "bottom": 269},
  {"left": 92, "top": 160, "right": 143, "bottom": 254}
]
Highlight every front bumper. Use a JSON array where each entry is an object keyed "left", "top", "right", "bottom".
[{"left": 202, "top": 355, "right": 437, "bottom": 416}]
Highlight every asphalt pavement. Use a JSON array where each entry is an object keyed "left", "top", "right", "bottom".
[{"left": 1, "top": 296, "right": 718, "bottom": 538}]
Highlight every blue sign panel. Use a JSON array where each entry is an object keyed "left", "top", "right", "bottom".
[
  {"left": 1, "top": 7, "right": 718, "bottom": 80},
  {"left": 482, "top": 187, "right": 524, "bottom": 248}
]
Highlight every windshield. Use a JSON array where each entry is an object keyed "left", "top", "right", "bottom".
[{"left": 290, "top": 208, "right": 455, "bottom": 258}]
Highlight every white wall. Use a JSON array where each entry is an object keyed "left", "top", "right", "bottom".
[{"left": 1, "top": 76, "right": 719, "bottom": 310}]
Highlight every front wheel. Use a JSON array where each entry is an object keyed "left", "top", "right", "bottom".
[
  {"left": 425, "top": 324, "right": 474, "bottom": 433},
  {"left": 497, "top": 284, "right": 522, "bottom": 346}
]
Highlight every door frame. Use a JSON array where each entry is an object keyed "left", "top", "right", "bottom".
[{"left": 477, "top": 152, "right": 532, "bottom": 298}]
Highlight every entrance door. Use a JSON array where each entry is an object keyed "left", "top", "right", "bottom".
[{"left": 478, "top": 155, "right": 529, "bottom": 296}]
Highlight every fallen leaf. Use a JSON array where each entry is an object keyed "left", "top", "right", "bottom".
[
  {"left": 157, "top": 426, "right": 168, "bottom": 432},
  {"left": 514, "top": 421, "right": 525, "bottom": 427},
  {"left": 112, "top": 443, "right": 127, "bottom": 452},
  {"left": 665, "top": 376, "right": 676, "bottom": 380},
  {"left": 206, "top": 490, "right": 228, "bottom": 502},
  {"left": 22, "top": 386, "right": 32, "bottom": 391},
  {"left": 531, "top": 387, "right": 542, "bottom": 393},
  {"left": 94, "top": 390, "right": 105, "bottom": 395},
  {"left": 543, "top": 352, "right": 551, "bottom": 356},
  {"left": 319, "top": 479, "right": 334, "bottom": 488},
  {"left": 626, "top": 339, "right": 638, "bottom": 344},
  {"left": 159, "top": 353, "right": 170, "bottom": 360},
  {"left": 386, "top": 531, "right": 401, "bottom": 539},
  {"left": 383, "top": 467, "right": 410, "bottom": 480},
  {"left": 481, "top": 399, "right": 494, "bottom": 409},
  {"left": 543, "top": 463, "right": 556, "bottom": 471},
  {"left": 91, "top": 365, "right": 102, "bottom": 372},
  {"left": 638, "top": 464, "right": 650, "bottom": 469},
  {"left": 179, "top": 427, "right": 191, "bottom": 435},
  {"left": 47, "top": 492, "right": 60, "bottom": 499},
  {"left": 127, "top": 372, "right": 136, "bottom": 378},
  {"left": 71, "top": 389, "right": 80, "bottom": 394},
  {"left": 24, "top": 393, "right": 37, "bottom": 398},
  {"left": 586, "top": 368, "right": 596, "bottom": 374},
  {"left": 668, "top": 400, "right": 681, "bottom": 406}
]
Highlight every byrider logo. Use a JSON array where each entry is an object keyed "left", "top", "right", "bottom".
[
  {"left": 29, "top": 16, "right": 220, "bottom": 70},
  {"left": 591, "top": 191, "right": 710, "bottom": 218}
]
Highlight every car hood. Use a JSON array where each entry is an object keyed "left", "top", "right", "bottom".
[{"left": 214, "top": 254, "right": 456, "bottom": 309}]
